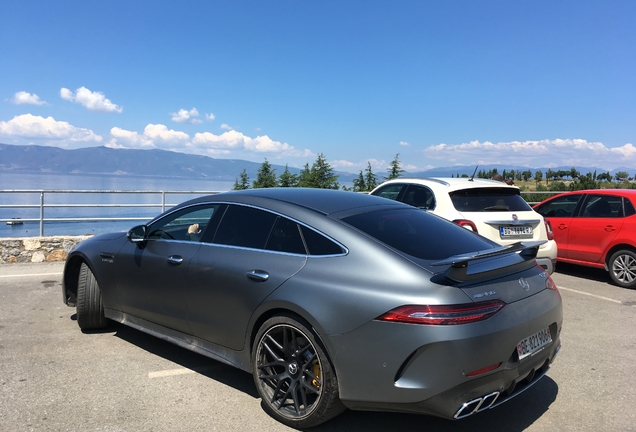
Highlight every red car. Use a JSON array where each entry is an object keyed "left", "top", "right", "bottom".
[{"left": 533, "top": 189, "right": 636, "bottom": 288}]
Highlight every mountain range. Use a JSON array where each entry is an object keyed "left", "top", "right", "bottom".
[{"left": 0, "top": 143, "right": 632, "bottom": 184}]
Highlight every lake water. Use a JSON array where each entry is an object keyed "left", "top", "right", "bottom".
[{"left": 0, "top": 172, "right": 234, "bottom": 238}]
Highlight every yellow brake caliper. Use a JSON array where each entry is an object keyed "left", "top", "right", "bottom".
[{"left": 312, "top": 360, "right": 321, "bottom": 388}]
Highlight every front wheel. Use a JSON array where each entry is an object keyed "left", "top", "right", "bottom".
[
  {"left": 252, "top": 316, "right": 344, "bottom": 428},
  {"left": 608, "top": 250, "right": 636, "bottom": 289},
  {"left": 76, "top": 262, "right": 109, "bottom": 330}
]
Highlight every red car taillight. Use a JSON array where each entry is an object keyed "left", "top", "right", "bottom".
[
  {"left": 544, "top": 219, "right": 554, "bottom": 241},
  {"left": 453, "top": 219, "right": 478, "bottom": 233},
  {"left": 375, "top": 301, "right": 505, "bottom": 325}
]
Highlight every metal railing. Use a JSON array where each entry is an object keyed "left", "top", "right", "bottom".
[
  {"left": 0, "top": 189, "right": 564, "bottom": 237},
  {"left": 0, "top": 189, "right": 222, "bottom": 237}
]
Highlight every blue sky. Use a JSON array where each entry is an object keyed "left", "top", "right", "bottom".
[{"left": 2, "top": 1, "right": 636, "bottom": 174}]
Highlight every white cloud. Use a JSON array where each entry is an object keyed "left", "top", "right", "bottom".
[
  {"left": 0, "top": 114, "right": 102, "bottom": 143},
  {"left": 220, "top": 123, "right": 233, "bottom": 130},
  {"left": 143, "top": 124, "right": 190, "bottom": 143},
  {"left": 60, "top": 86, "right": 123, "bottom": 113},
  {"left": 332, "top": 159, "right": 356, "bottom": 168},
  {"left": 192, "top": 130, "right": 313, "bottom": 158},
  {"left": 12, "top": 91, "right": 46, "bottom": 105},
  {"left": 205, "top": 113, "right": 215, "bottom": 121},
  {"left": 106, "top": 124, "right": 189, "bottom": 150},
  {"left": 399, "top": 141, "right": 410, "bottom": 146},
  {"left": 171, "top": 108, "right": 203, "bottom": 124},
  {"left": 422, "top": 139, "right": 636, "bottom": 170}
]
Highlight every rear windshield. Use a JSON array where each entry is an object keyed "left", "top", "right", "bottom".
[
  {"left": 450, "top": 188, "right": 532, "bottom": 212},
  {"left": 341, "top": 208, "right": 495, "bottom": 260}
]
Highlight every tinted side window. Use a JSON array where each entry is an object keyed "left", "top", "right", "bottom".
[
  {"left": 342, "top": 208, "right": 494, "bottom": 260},
  {"left": 147, "top": 204, "right": 220, "bottom": 242},
  {"left": 372, "top": 184, "right": 404, "bottom": 201},
  {"left": 300, "top": 226, "right": 344, "bottom": 256},
  {"left": 213, "top": 205, "right": 277, "bottom": 249},
  {"left": 402, "top": 185, "right": 435, "bottom": 210},
  {"left": 581, "top": 195, "right": 621, "bottom": 218},
  {"left": 265, "top": 217, "right": 306, "bottom": 254},
  {"left": 535, "top": 194, "right": 582, "bottom": 217},
  {"left": 624, "top": 197, "right": 636, "bottom": 217}
]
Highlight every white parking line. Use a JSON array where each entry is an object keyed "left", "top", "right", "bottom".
[
  {"left": 149, "top": 368, "right": 197, "bottom": 378},
  {"left": 148, "top": 365, "right": 215, "bottom": 379},
  {"left": 0, "top": 272, "right": 63, "bottom": 278},
  {"left": 559, "top": 286, "right": 626, "bottom": 305}
]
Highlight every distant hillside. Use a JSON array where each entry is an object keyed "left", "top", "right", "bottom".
[
  {"left": 0, "top": 143, "right": 631, "bottom": 184},
  {"left": 0, "top": 143, "right": 303, "bottom": 182}
]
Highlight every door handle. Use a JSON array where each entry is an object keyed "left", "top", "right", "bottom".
[
  {"left": 604, "top": 225, "right": 616, "bottom": 232},
  {"left": 166, "top": 255, "right": 184, "bottom": 265},
  {"left": 557, "top": 224, "right": 568, "bottom": 230},
  {"left": 246, "top": 270, "right": 269, "bottom": 282}
]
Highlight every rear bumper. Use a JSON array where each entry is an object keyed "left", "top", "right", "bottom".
[
  {"left": 536, "top": 257, "right": 556, "bottom": 274},
  {"left": 536, "top": 239, "right": 558, "bottom": 274},
  {"left": 329, "top": 288, "right": 563, "bottom": 419}
]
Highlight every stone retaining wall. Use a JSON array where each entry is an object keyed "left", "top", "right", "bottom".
[{"left": 0, "top": 236, "right": 92, "bottom": 264}]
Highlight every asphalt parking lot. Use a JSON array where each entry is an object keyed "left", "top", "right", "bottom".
[{"left": 1, "top": 262, "right": 635, "bottom": 432}]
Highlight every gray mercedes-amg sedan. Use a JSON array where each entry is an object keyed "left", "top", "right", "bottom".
[{"left": 62, "top": 188, "right": 562, "bottom": 428}]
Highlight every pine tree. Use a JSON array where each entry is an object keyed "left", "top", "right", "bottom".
[
  {"left": 352, "top": 171, "right": 366, "bottom": 192},
  {"left": 252, "top": 159, "right": 278, "bottom": 188},
  {"left": 233, "top": 169, "right": 250, "bottom": 190},
  {"left": 364, "top": 162, "right": 378, "bottom": 191},
  {"left": 385, "top": 153, "right": 405, "bottom": 180},
  {"left": 298, "top": 154, "right": 339, "bottom": 189},
  {"left": 278, "top": 164, "right": 299, "bottom": 187}
]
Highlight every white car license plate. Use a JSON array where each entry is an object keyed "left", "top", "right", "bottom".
[
  {"left": 517, "top": 327, "right": 552, "bottom": 360},
  {"left": 500, "top": 225, "right": 533, "bottom": 238}
]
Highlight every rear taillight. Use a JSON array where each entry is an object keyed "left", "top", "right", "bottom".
[
  {"left": 544, "top": 219, "right": 554, "bottom": 241},
  {"left": 375, "top": 300, "right": 505, "bottom": 325},
  {"left": 453, "top": 219, "right": 478, "bottom": 233}
]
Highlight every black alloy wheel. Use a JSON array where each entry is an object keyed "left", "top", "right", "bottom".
[{"left": 252, "top": 316, "right": 344, "bottom": 428}]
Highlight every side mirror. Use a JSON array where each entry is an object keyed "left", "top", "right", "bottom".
[{"left": 127, "top": 225, "right": 148, "bottom": 249}]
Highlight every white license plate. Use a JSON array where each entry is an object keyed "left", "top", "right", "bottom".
[
  {"left": 517, "top": 327, "right": 552, "bottom": 360},
  {"left": 500, "top": 225, "right": 533, "bottom": 238}
]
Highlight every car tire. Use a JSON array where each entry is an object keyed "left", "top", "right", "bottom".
[
  {"left": 252, "top": 315, "right": 345, "bottom": 428},
  {"left": 608, "top": 249, "right": 636, "bottom": 289},
  {"left": 76, "top": 262, "right": 108, "bottom": 330}
]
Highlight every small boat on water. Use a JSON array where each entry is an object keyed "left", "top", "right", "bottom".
[{"left": 7, "top": 218, "right": 23, "bottom": 226}]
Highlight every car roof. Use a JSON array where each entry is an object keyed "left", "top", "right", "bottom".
[
  {"left": 179, "top": 188, "right": 404, "bottom": 215},
  {"left": 378, "top": 177, "right": 519, "bottom": 192},
  {"left": 547, "top": 189, "right": 636, "bottom": 198}
]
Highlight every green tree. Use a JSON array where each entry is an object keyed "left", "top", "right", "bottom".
[
  {"left": 298, "top": 153, "right": 340, "bottom": 189},
  {"left": 615, "top": 171, "right": 629, "bottom": 182},
  {"left": 278, "top": 164, "right": 299, "bottom": 187},
  {"left": 569, "top": 172, "right": 600, "bottom": 190},
  {"left": 364, "top": 162, "right": 378, "bottom": 191},
  {"left": 534, "top": 170, "right": 543, "bottom": 186},
  {"left": 385, "top": 154, "right": 405, "bottom": 180},
  {"left": 233, "top": 169, "right": 250, "bottom": 190},
  {"left": 252, "top": 159, "right": 278, "bottom": 188},
  {"left": 352, "top": 170, "right": 366, "bottom": 192},
  {"left": 522, "top": 170, "right": 532, "bottom": 181}
]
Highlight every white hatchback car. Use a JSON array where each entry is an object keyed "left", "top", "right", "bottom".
[{"left": 370, "top": 177, "right": 557, "bottom": 274}]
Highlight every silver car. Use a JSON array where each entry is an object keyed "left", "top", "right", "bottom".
[{"left": 62, "top": 188, "right": 562, "bottom": 428}]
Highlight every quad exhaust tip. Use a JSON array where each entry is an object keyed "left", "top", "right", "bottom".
[{"left": 454, "top": 391, "right": 500, "bottom": 419}]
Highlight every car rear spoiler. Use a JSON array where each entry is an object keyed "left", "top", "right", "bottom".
[{"left": 430, "top": 241, "right": 546, "bottom": 283}]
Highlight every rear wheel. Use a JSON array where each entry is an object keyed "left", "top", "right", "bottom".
[
  {"left": 252, "top": 316, "right": 344, "bottom": 428},
  {"left": 608, "top": 250, "right": 636, "bottom": 289},
  {"left": 76, "top": 262, "right": 108, "bottom": 330}
]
